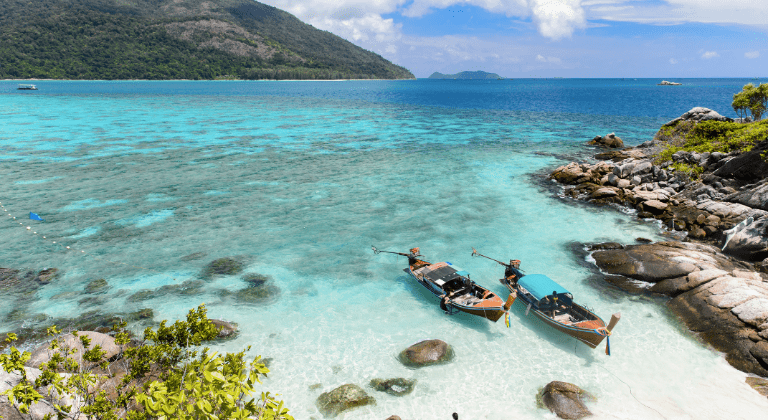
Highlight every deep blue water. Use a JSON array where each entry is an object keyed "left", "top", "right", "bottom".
[{"left": 1, "top": 78, "right": 767, "bottom": 419}]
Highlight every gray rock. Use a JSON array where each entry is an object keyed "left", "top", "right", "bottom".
[
  {"left": 732, "top": 298, "right": 768, "bottom": 327},
  {"left": 591, "top": 187, "right": 619, "bottom": 199},
  {"left": 539, "top": 381, "right": 593, "bottom": 419},
  {"left": 591, "top": 242, "right": 737, "bottom": 283},
  {"left": 641, "top": 200, "right": 668, "bottom": 214},
  {"left": 726, "top": 180, "right": 768, "bottom": 212},
  {"left": 398, "top": 339, "right": 454, "bottom": 368},
  {"left": 722, "top": 215, "right": 768, "bottom": 261},
  {"left": 714, "top": 143, "right": 768, "bottom": 181},
  {"left": 631, "top": 161, "right": 652, "bottom": 176},
  {"left": 26, "top": 331, "right": 121, "bottom": 371},
  {"left": 316, "top": 384, "right": 375, "bottom": 417}
]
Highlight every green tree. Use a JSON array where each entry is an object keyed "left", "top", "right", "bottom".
[
  {"left": 733, "top": 83, "right": 768, "bottom": 121},
  {"left": 0, "top": 305, "right": 292, "bottom": 420}
]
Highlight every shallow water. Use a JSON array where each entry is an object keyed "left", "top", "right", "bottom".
[{"left": 2, "top": 79, "right": 767, "bottom": 419}]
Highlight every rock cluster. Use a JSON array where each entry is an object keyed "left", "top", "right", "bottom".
[
  {"left": 551, "top": 130, "right": 768, "bottom": 253},
  {"left": 658, "top": 80, "right": 682, "bottom": 86},
  {"left": 663, "top": 106, "right": 732, "bottom": 126},
  {"left": 550, "top": 107, "right": 768, "bottom": 378}
]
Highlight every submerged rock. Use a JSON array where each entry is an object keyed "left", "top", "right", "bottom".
[
  {"left": 85, "top": 278, "right": 109, "bottom": 294},
  {"left": 398, "top": 339, "right": 454, "bottom": 368},
  {"left": 180, "top": 251, "right": 207, "bottom": 261},
  {"left": 539, "top": 381, "right": 594, "bottom": 419},
  {"left": 242, "top": 273, "right": 271, "bottom": 287},
  {"left": 202, "top": 257, "right": 244, "bottom": 277},
  {"left": 235, "top": 284, "right": 280, "bottom": 304},
  {"left": 209, "top": 319, "right": 239, "bottom": 340},
  {"left": 127, "top": 289, "right": 153, "bottom": 302},
  {"left": 35, "top": 268, "right": 60, "bottom": 284},
  {"left": 369, "top": 378, "right": 416, "bottom": 396},
  {"left": 316, "top": 384, "right": 375, "bottom": 417}
]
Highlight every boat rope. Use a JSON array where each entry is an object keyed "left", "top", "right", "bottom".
[{"left": 598, "top": 365, "right": 669, "bottom": 420}]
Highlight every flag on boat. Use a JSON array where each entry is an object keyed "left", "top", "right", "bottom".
[{"left": 29, "top": 212, "right": 44, "bottom": 221}]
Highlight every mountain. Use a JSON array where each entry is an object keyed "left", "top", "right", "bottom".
[
  {"left": 428, "top": 71, "right": 504, "bottom": 80},
  {"left": 0, "top": 0, "right": 414, "bottom": 80}
]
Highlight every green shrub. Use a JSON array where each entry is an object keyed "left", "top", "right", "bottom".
[{"left": 0, "top": 305, "right": 293, "bottom": 420}]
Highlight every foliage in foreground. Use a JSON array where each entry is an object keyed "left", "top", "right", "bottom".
[
  {"left": 0, "top": 305, "right": 293, "bottom": 420},
  {"left": 653, "top": 119, "right": 768, "bottom": 178}
]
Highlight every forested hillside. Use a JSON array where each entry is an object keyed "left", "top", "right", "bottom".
[{"left": 0, "top": 0, "right": 414, "bottom": 80}]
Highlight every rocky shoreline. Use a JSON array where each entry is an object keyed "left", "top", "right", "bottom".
[{"left": 550, "top": 107, "right": 768, "bottom": 383}]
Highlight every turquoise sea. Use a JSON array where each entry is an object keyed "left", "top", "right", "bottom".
[{"left": 2, "top": 79, "right": 767, "bottom": 419}]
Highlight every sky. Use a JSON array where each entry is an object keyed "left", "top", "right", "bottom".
[{"left": 257, "top": 0, "right": 768, "bottom": 78}]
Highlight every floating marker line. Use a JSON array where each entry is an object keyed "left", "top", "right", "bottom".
[{"left": 1, "top": 200, "right": 181, "bottom": 281}]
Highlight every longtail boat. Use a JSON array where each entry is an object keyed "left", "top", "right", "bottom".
[
  {"left": 373, "top": 246, "right": 514, "bottom": 322},
  {"left": 472, "top": 248, "right": 620, "bottom": 352}
]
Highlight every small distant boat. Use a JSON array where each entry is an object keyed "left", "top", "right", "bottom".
[
  {"left": 472, "top": 248, "right": 620, "bottom": 351},
  {"left": 373, "top": 246, "right": 514, "bottom": 322},
  {"left": 17, "top": 84, "right": 38, "bottom": 90}
]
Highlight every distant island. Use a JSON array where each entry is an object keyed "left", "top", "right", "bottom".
[
  {"left": 0, "top": 0, "right": 414, "bottom": 80},
  {"left": 428, "top": 71, "right": 504, "bottom": 80}
]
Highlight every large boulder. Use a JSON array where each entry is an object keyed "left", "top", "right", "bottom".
[
  {"left": 316, "top": 384, "right": 375, "bottom": 417},
  {"left": 539, "top": 381, "right": 593, "bottom": 419},
  {"left": 714, "top": 141, "right": 768, "bottom": 181},
  {"left": 0, "top": 368, "right": 79, "bottom": 420},
  {"left": 722, "top": 215, "right": 768, "bottom": 261},
  {"left": 398, "top": 339, "right": 454, "bottom": 368},
  {"left": 591, "top": 241, "right": 743, "bottom": 283},
  {"left": 727, "top": 180, "right": 768, "bottom": 212},
  {"left": 589, "top": 133, "right": 624, "bottom": 148},
  {"left": 25, "top": 331, "right": 122, "bottom": 371},
  {"left": 669, "top": 288, "right": 768, "bottom": 377},
  {"left": 663, "top": 107, "right": 732, "bottom": 126},
  {"left": 550, "top": 162, "right": 588, "bottom": 185}
]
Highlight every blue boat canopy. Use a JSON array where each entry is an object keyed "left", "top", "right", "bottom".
[{"left": 519, "top": 274, "right": 570, "bottom": 301}]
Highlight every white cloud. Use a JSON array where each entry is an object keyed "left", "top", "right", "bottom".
[
  {"left": 584, "top": 0, "right": 768, "bottom": 26},
  {"left": 745, "top": 51, "right": 760, "bottom": 59},
  {"left": 537, "top": 54, "right": 562, "bottom": 63},
  {"left": 669, "top": 58, "right": 678, "bottom": 64},
  {"left": 261, "top": 0, "right": 589, "bottom": 42},
  {"left": 701, "top": 51, "right": 719, "bottom": 59},
  {"left": 530, "top": 0, "right": 587, "bottom": 40}
]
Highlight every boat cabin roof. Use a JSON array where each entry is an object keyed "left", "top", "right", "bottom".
[
  {"left": 518, "top": 274, "right": 570, "bottom": 301},
  {"left": 419, "top": 262, "right": 468, "bottom": 286}
]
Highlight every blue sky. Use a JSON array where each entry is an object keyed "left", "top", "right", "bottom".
[{"left": 259, "top": 1, "right": 768, "bottom": 78}]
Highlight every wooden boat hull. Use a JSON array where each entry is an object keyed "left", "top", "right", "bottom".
[
  {"left": 405, "top": 262, "right": 508, "bottom": 322},
  {"left": 503, "top": 278, "right": 613, "bottom": 349}
]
